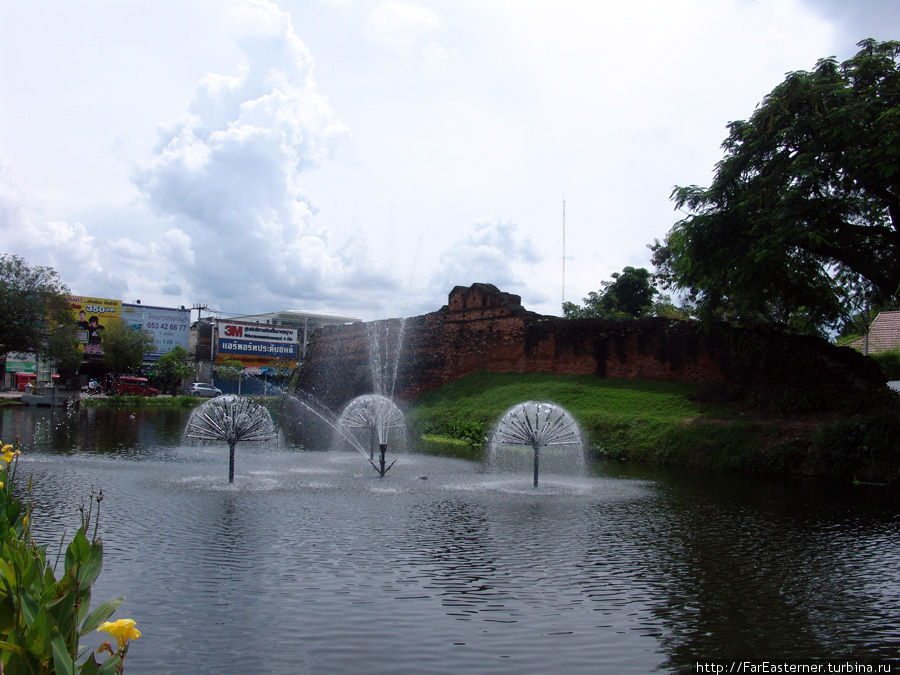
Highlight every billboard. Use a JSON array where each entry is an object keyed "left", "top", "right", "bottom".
[
  {"left": 68, "top": 296, "right": 122, "bottom": 358},
  {"left": 215, "top": 321, "right": 298, "bottom": 369},
  {"left": 122, "top": 304, "right": 191, "bottom": 361},
  {"left": 4, "top": 353, "right": 36, "bottom": 374}
]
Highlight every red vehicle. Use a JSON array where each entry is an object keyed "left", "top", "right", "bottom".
[
  {"left": 15, "top": 372, "right": 37, "bottom": 391},
  {"left": 116, "top": 376, "right": 159, "bottom": 397},
  {"left": 14, "top": 373, "right": 59, "bottom": 391}
]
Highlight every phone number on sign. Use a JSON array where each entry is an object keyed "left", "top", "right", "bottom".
[{"left": 145, "top": 322, "right": 188, "bottom": 331}]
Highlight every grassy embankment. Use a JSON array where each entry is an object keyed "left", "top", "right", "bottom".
[
  {"left": 406, "top": 371, "right": 900, "bottom": 483},
  {"left": 80, "top": 394, "right": 203, "bottom": 408}
]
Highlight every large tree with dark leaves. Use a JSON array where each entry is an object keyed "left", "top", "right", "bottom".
[
  {"left": 0, "top": 254, "right": 76, "bottom": 363},
  {"left": 653, "top": 39, "right": 900, "bottom": 335}
]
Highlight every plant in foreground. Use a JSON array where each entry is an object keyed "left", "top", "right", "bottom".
[{"left": 0, "top": 439, "right": 140, "bottom": 674}]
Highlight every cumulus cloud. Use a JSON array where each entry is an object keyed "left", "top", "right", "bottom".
[
  {"left": 430, "top": 219, "right": 542, "bottom": 300},
  {"left": 365, "top": 2, "right": 450, "bottom": 68},
  {"left": 132, "top": 0, "right": 372, "bottom": 310},
  {"left": 0, "top": 166, "right": 109, "bottom": 294}
]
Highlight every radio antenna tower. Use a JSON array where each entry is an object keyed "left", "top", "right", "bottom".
[{"left": 561, "top": 197, "right": 567, "bottom": 306}]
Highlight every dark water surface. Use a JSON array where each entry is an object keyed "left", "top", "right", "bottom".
[{"left": 2, "top": 406, "right": 899, "bottom": 673}]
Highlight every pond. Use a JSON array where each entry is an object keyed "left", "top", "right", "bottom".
[{"left": 2, "top": 406, "right": 899, "bottom": 673}]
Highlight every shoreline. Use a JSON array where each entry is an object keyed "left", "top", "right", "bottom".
[{"left": 5, "top": 378, "right": 899, "bottom": 485}]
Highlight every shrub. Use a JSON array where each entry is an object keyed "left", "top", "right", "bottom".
[
  {"left": 0, "top": 440, "right": 140, "bottom": 673},
  {"left": 871, "top": 350, "right": 900, "bottom": 381}
]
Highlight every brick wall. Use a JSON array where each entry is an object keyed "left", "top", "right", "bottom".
[{"left": 296, "top": 283, "right": 884, "bottom": 410}]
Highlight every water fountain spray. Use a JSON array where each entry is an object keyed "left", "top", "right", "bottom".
[
  {"left": 337, "top": 394, "right": 405, "bottom": 476},
  {"left": 187, "top": 395, "right": 278, "bottom": 482},
  {"left": 489, "top": 401, "right": 583, "bottom": 487}
]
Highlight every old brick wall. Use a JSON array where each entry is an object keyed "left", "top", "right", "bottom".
[
  {"left": 298, "top": 284, "right": 721, "bottom": 408},
  {"left": 295, "top": 283, "right": 885, "bottom": 411}
]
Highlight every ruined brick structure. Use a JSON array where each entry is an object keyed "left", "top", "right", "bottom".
[{"left": 296, "top": 283, "right": 884, "bottom": 410}]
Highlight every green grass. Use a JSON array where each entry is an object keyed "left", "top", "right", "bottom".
[
  {"left": 406, "top": 371, "right": 900, "bottom": 483},
  {"left": 81, "top": 394, "right": 202, "bottom": 408},
  {"left": 407, "top": 371, "right": 724, "bottom": 446}
]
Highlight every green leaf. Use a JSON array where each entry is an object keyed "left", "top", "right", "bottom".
[
  {"left": 96, "top": 655, "right": 123, "bottom": 675},
  {"left": 52, "top": 632, "right": 77, "bottom": 675},
  {"left": 66, "top": 529, "right": 92, "bottom": 570},
  {"left": 77, "top": 653, "right": 101, "bottom": 675},
  {"left": 79, "top": 596, "right": 124, "bottom": 636},
  {"left": 75, "top": 586, "right": 92, "bottom": 629},
  {"left": 77, "top": 539, "right": 103, "bottom": 587},
  {"left": 24, "top": 605, "right": 54, "bottom": 661},
  {"left": 19, "top": 592, "right": 40, "bottom": 627},
  {"left": 0, "top": 639, "right": 29, "bottom": 658},
  {"left": 46, "top": 588, "right": 76, "bottom": 641}
]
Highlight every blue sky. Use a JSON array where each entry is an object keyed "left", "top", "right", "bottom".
[{"left": 2, "top": 0, "right": 898, "bottom": 320}]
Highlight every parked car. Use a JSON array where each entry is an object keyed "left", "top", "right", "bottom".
[
  {"left": 185, "top": 382, "right": 222, "bottom": 397},
  {"left": 116, "top": 376, "right": 159, "bottom": 397}
]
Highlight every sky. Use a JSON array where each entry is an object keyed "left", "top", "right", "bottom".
[{"left": 2, "top": 1, "right": 899, "bottom": 322}]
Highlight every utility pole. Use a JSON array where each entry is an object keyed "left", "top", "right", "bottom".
[{"left": 191, "top": 303, "right": 209, "bottom": 324}]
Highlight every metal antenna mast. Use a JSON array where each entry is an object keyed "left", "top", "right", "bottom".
[{"left": 561, "top": 197, "right": 567, "bottom": 306}]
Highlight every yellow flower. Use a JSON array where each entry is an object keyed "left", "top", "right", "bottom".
[
  {"left": 0, "top": 480, "right": 4, "bottom": 489},
  {"left": 0, "top": 445, "right": 14, "bottom": 464},
  {"left": 97, "top": 619, "right": 141, "bottom": 649}
]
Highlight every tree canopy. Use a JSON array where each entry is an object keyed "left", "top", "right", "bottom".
[
  {"left": 563, "top": 266, "right": 659, "bottom": 319},
  {"left": 653, "top": 39, "right": 900, "bottom": 334},
  {"left": 102, "top": 318, "right": 155, "bottom": 377},
  {"left": 0, "top": 254, "right": 73, "bottom": 358},
  {"left": 156, "top": 345, "right": 195, "bottom": 394}
]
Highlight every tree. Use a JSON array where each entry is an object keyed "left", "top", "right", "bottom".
[
  {"left": 156, "top": 346, "right": 195, "bottom": 394},
  {"left": 653, "top": 39, "right": 900, "bottom": 335},
  {"left": 563, "top": 266, "right": 658, "bottom": 319},
  {"left": 0, "top": 254, "right": 74, "bottom": 361},
  {"left": 45, "top": 320, "right": 84, "bottom": 379},
  {"left": 216, "top": 358, "right": 245, "bottom": 394},
  {"left": 102, "top": 318, "right": 155, "bottom": 380},
  {"left": 266, "top": 355, "right": 296, "bottom": 390}
]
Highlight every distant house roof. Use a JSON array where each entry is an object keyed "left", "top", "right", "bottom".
[
  {"left": 223, "top": 310, "right": 361, "bottom": 330},
  {"left": 847, "top": 310, "right": 900, "bottom": 354}
]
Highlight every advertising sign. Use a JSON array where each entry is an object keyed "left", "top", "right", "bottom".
[
  {"left": 215, "top": 321, "right": 298, "bottom": 368},
  {"left": 68, "top": 296, "right": 122, "bottom": 358},
  {"left": 5, "top": 352, "right": 36, "bottom": 373},
  {"left": 122, "top": 304, "right": 191, "bottom": 361}
]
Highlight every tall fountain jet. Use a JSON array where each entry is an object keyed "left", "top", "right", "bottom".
[
  {"left": 489, "top": 401, "right": 584, "bottom": 487},
  {"left": 187, "top": 395, "right": 278, "bottom": 482},
  {"left": 287, "top": 317, "right": 408, "bottom": 476},
  {"left": 337, "top": 394, "right": 406, "bottom": 476}
]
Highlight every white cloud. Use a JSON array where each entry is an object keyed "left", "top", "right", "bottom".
[
  {"left": 430, "top": 219, "right": 542, "bottom": 299},
  {"left": 366, "top": 2, "right": 440, "bottom": 49},
  {"left": 4, "top": 0, "right": 899, "bottom": 322},
  {"left": 132, "top": 0, "right": 365, "bottom": 310},
  {"left": 364, "top": 1, "right": 449, "bottom": 67}
]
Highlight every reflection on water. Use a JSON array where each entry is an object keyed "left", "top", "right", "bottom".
[{"left": 2, "top": 406, "right": 899, "bottom": 673}]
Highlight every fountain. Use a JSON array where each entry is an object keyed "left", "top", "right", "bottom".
[
  {"left": 488, "top": 400, "right": 584, "bottom": 487},
  {"left": 186, "top": 395, "right": 278, "bottom": 482},
  {"left": 282, "top": 318, "right": 409, "bottom": 477},
  {"left": 275, "top": 391, "right": 403, "bottom": 477},
  {"left": 336, "top": 394, "right": 406, "bottom": 476}
]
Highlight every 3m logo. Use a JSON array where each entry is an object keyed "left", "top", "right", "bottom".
[{"left": 224, "top": 325, "right": 243, "bottom": 338}]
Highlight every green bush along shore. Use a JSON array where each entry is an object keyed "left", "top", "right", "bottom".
[{"left": 405, "top": 372, "right": 900, "bottom": 485}]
